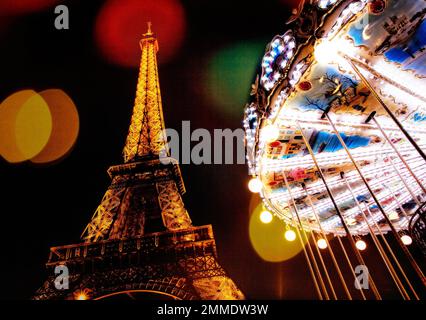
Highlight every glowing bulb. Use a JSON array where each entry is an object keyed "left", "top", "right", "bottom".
[
  {"left": 317, "top": 238, "right": 327, "bottom": 249},
  {"left": 401, "top": 235, "right": 412, "bottom": 246},
  {"left": 260, "top": 210, "right": 273, "bottom": 224},
  {"left": 285, "top": 230, "right": 296, "bottom": 242},
  {"left": 314, "top": 38, "right": 354, "bottom": 65},
  {"left": 355, "top": 240, "right": 367, "bottom": 251},
  {"left": 261, "top": 125, "right": 280, "bottom": 142},
  {"left": 314, "top": 40, "right": 336, "bottom": 64},
  {"left": 248, "top": 177, "right": 263, "bottom": 193}
]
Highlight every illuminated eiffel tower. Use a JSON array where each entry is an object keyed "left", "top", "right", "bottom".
[{"left": 34, "top": 24, "right": 244, "bottom": 300}]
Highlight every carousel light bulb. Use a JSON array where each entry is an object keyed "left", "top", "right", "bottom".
[
  {"left": 317, "top": 238, "right": 328, "bottom": 249},
  {"left": 261, "top": 124, "right": 280, "bottom": 142},
  {"left": 284, "top": 229, "right": 296, "bottom": 242},
  {"left": 355, "top": 239, "right": 367, "bottom": 251},
  {"left": 314, "top": 40, "right": 337, "bottom": 64},
  {"left": 401, "top": 235, "right": 412, "bottom": 246},
  {"left": 260, "top": 210, "right": 273, "bottom": 224},
  {"left": 248, "top": 177, "right": 263, "bottom": 193}
]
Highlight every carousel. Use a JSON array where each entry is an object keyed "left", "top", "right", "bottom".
[{"left": 244, "top": 0, "right": 426, "bottom": 299}]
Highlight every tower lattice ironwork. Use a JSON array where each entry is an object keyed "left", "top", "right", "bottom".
[{"left": 34, "top": 24, "right": 244, "bottom": 300}]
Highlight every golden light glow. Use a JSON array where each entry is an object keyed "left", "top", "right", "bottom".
[
  {"left": 260, "top": 210, "right": 273, "bottom": 224},
  {"left": 317, "top": 238, "right": 327, "bottom": 249},
  {"left": 401, "top": 235, "right": 412, "bottom": 246},
  {"left": 249, "top": 198, "right": 308, "bottom": 262},
  {"left": 0, "top": 90, "right": 52, "bottom": 163},
  {"left": 76, "top": 293, "right": 88, "bottom": 300},
  {"left": 355, "top": 239, "right": 367, "bottom": 251},
  {"left": 31, "top": 89, "right": 79, "bottom": 164},
  {"left": 260, "top": 124, "right": 280, "bottom": 142},
  {"left": 15, "top": 94, "right": 52, "bottom": 160},
  {"left": 284, "top": 229, "right": 296, "bottom": 242},
  {"left": 248, "top": 177, "right": 263, "bottom": 193},
  {"left": 74, "top": 288, "right": 92, "bottom": 300}
]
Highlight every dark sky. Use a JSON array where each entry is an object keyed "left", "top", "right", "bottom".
[
  {"left": 0, "top": 0, "right": 424, "bottom": 300},
  {"left": 0, "top": 0, "right": 316, "bottom": 299}
]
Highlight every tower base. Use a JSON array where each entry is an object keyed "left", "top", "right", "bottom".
[{"left": 34, "top": 225, "right": 244, "bottom": 300}]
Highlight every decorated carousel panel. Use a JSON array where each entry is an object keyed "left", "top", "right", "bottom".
[{"left": 244, "top": 0, "right": 426, "bottom": 299}]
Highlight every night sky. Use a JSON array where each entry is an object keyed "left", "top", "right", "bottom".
[
  {"left": 0, "top": 0, "right": 424, "bottom": 300},
  {"left": 0, "top": 0, "right": 314, "bottom": 299}
]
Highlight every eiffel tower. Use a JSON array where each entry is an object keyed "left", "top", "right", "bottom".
[{"left": 34, "top": 24, "right": 244, "bottom": 300}]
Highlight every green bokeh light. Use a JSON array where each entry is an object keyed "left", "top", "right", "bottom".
[{"left": 205, "top": 41, "right": 267, "bottom": 119}]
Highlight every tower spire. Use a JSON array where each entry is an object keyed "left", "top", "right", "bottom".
[
  {"left": 146, "top": 21, "right": 153, "bottom": 36},
  {"left": 123, "top": 23, "right": 167, "bottom": 163}
]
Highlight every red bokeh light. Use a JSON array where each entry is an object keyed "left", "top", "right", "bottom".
[
  {"left": 95, "top": 0, "right": 186, "bottom": 67},
  {"left": 280, "top": 0, "right": 303, "bottom": 10},
  {"left": 0, "top": 0, "right": 58, "bottom": 15}
]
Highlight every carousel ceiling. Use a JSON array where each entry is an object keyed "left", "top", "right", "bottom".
[{"left": 244, "top": 0, "right": 426, "bottom": 235}]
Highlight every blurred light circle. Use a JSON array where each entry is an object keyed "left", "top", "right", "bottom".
[
  {"left": 284, "top": 229, "right": 296, "bottom": 242},
  {"left": 205, "top": 41, "right": 266, "bottom": 119},
  {"left": 31, "top": 89, "right": 79, "bottom": 164},
  {"left": 15, "top": 94, "right": 52, "bottom": 161},
  {"left": 0, "top": 0, "right": 58, "bottom": 15},
  {"left": 401, "top": 235, "right": 412, "bottom": 246},
  {"left": 355, "top": 239, "right": 367, "bottom": 251},
  {"left": 249, "top": 200, "right": 308, "bottom": 262},
  {"left": 95, "top": 0, "right": 186, "bottom": 67},
  {"left": 260, "top": 210, "right": 273, "bottom": 224},
  {"left": 248, "top": 177, "right": 263, "bottom": 193},
  {"left": 317, "top": 238, "right": 328, "bottom": 249},
  {"left": 0, "top": 90, "right": 52, "bottom": 163}
]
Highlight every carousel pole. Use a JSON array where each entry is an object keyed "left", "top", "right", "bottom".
[
  {"left": 302, "top": 183, "right": 354, "bottom": 300},
  {"left": 322, "top": 112, "right": 426, "bottom": 287},
  {"left": 383, "top": 182, "right": 411, "bottom": 224},
  {"left": 361, "top": 201, "right": 421, "bottom": 300},
  {"left": 345, "top": 57, "right": 426, "bottom": 162},
  {"left": 281, "top": 173, "right": 330, "bottom": 300},
  {"left": 307, "top": 230, "right": 338, "bottom": 300},
  {"left": 342, "top": 173, "right": 416, "bottom": 300},
  {"left": 296, "top": 121, "right": 382, "bottom": 300},
  {"left": 386, "top": 155, "right": 422, "bottom": 206},
  {"left": 366, "top": 113, "right": 426, "bottom": 194}
]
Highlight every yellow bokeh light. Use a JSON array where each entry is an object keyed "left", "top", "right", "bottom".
[
  {"left": 15, "top": 94, "right": 52, "bottom": 160},
  {"left": 31, "top": 89, "right": 79, "bottom": 164},
  {"left": 249, "top": 198, "right": 309, "bottom": 263},
  {"left": 0, "top": 90, "right": 52, "bottom": 163}
]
